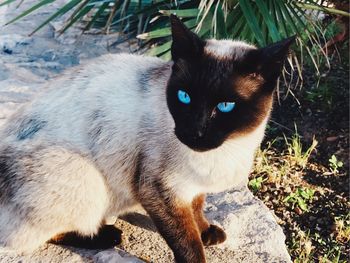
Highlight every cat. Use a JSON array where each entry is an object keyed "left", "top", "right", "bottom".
[{"left": 0, "top": 15, "right": 294, "bottom": 263}]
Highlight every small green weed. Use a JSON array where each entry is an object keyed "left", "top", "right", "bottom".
[
  {"left": 319, "top": 244, "right": 342, "bottom": 263},
  {"left": 284, "top": 128, "right": 318, "bottom": 169},
  {"left": 291, "top": 230, "right": 314, "bottom": 263},
  {"left": 283, "top": 187, "right": 315, "bottom": 212},
  {"left": 305, "top": 83, "right": 334, "bottom": 108},
  {"left": 253, "top": 140, "right": 291, "bottom": 185},
  {"left": 334, "top": 213, "right": 350, "bottom": 243},
  {"left": 328, "top": 155, "right": 343, "bottom": 174},
  {"left": 248, "top": 176, "right": 265, "bottom": 193}
]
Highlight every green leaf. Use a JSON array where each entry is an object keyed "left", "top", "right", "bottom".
[
  {"left": 255, "top": 0, "right": 280, "bottom": 42},
  {"left": 60, "top": 4, "right": 94, "bottom": 34},
  {"left": 230, "top": 15, "right": 245, "bottom": 39},
  {"left": 0, "top": 0, "right": 18, "bottom": 8},
  {"left": 297, "top": 197, "right": 308, "bottom": 211},
  {"left": 283, "top": 195, "right": 293, "bottom": 203},
  {"left": 299, "top": 189, "right": 310, "bottom": 199},
  {"left": 5, "top": 0, "right": 56, "bottom": 25},
  {"left": 159, "top": 9, "right": 199, "bottom": 18},
  {"left": 196, "top": 11, "right": 212, "bottom": 37},
  {"left": 225, "top": 5, "right": 242, "bottom": 31},
  {"left": 215, "top": 3, "right": 227, "bottom": 39},
  {"left": 147, "top": 40, "right": 171, "bottom": 56},
  {"left": 275, "top": 1, "right": 298, "bottom": 36},
  {"left": 272, "top": 0, "right": 287, "bottom": 37},
  {"left": 238, "top": 0, "right": 265, "bottom": 46},
  {"left": 160, "top": 50, "right": 171, "bottom": 61},
  {"left": 138, "top": 18, "right": 197, "bottom": 40},
  {"left": 29, "top": 0, "right": 82, "bottom": 35},
  {"left": 137, "top": 27, "right": 171, "bottom": 39}
]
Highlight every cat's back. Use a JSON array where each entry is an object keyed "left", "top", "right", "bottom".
[{"left": 1, "top": 53, "right": 170, "bottom": 149}]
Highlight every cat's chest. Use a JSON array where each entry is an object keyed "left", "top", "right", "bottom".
[{"left": 167, "top": 141, "right": 255, "bottom": 202}]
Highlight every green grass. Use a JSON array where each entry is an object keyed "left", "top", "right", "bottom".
[{"left": 249, "top": 120, "right": 348, "bottom": 262}]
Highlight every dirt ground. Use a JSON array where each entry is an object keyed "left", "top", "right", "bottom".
[{"left": 249, "top": 45, "right": 349, "bottom": 262}]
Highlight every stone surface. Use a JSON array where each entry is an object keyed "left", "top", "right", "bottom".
[{"left": 0, "top": 1, "right": 291, "bottom": 262}]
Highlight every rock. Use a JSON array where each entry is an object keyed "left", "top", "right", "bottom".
[
  {"left": 94, "top": 249, "right": 145, "bottom": 263},
  {"left": 113, "top": 187, "right": 291, "bottom": 263},
  {"left": 0, "top": 245, "right": 143, "bottom": 263},
  {"left": 0, "top": 1, "right": 291, "bottom": 262},
  {"left": 207, "top": 188, "right": 291, "bottom": 262},
  {"left": 0, "top": 34, "right": 32, "bottom": 55}
]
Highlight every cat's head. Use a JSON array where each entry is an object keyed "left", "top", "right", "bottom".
[{"left": 166, "top": 15, "right": 294, "bottom": 152}]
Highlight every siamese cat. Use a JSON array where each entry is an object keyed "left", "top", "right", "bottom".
[{"left": 0, "top": 15, "right": 294, "bottom": 262}]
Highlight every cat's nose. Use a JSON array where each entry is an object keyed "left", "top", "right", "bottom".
[
  {"left": 197, "top": 130, "right": 204, "bottom": 138},
  {"left": 190, "top": 131, "right": 204, "bottom": 141}
]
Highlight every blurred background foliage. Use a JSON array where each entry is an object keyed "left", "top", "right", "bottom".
[{"left": 1, "top": 0, "right": 349, "bottom": 84}]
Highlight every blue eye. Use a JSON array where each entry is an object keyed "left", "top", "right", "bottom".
[
  {"left": 217, "top": 102, "right": 236, "bottom": 113},
  {"left": 178, "top": 90, "right": 191, "bottom": 104}
]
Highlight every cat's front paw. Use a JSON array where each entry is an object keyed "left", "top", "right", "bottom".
[{"left": 201, "top": 224, "right": 226, "bottom": 246}]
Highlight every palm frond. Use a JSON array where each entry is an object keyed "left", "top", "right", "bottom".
[{"left": 2, "top": 0, "right": 349, "bottom": 89}]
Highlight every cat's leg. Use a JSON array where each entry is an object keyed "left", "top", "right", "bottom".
[
  {"left": 50, "top": 224, "right": 122, "bottom": 249},
  {"left": 192, "top": 194, "right": 227, "bottom": 246},
  {"left": 0, "top": 146, "right": 109, "bottom": 253},
  {"left": 0, "top": 205, "right": 59, "bottom": 253},
  {"left": 137, "top": 185, "right": 206, "bottom": 263}
]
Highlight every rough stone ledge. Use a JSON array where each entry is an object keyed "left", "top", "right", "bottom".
[{"left": 0, "top": 187, "right": 291, "bottom": 263}]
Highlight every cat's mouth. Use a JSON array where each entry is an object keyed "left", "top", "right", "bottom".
[{"left": 174, "top": 130, "right": 221, "bottom": 152}]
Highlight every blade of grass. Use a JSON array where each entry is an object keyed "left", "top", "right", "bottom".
[
  {"left": 66, "top": 0, "right": 89, "bottom": 23},
  {"left": 104, "top": 0, "right": 121, "bottom": 33},
  {"left": 83, "top": 1, "right": 110, "bottom": 31},
  {"left": 59, "top": 4, "right": 94, "bottom": 34}
]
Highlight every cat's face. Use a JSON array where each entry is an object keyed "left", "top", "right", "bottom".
[{"left": 166, "top": 15, "right": 294, "bottom": 152}]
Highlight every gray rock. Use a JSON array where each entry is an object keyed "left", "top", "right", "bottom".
[
  {"left": 206, "top": 187, "right": 291, "bottom": 262},
  {"left": 94, "top": 249, "right": 145, "bottom": 263},
  {"left": 0, "top": 245, "right": 143, "bottom": 263}
]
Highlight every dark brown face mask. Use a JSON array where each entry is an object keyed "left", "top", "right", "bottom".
[{"left": 166, "top": 15, "right": 295, "bottom": 151}]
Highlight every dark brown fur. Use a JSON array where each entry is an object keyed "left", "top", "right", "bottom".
[
  {"left": 50, "top": 224, "right": 122, "bottom": 249},
  {"left": 137, "top": 186, "right": 206, "bottom": 262},
  {"left": 192, "top": 194, "right": 227, "bottom": 246},
  {"left": 132, "top": 153, "right": 225, "bottom": 263}
]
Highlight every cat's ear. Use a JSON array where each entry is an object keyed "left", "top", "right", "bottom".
[
  {"left": 257, "top": 36, "right": 295, "bottom": 80},
  {"left": 170, "top": 14, "right": 204, "bottom": 61}
]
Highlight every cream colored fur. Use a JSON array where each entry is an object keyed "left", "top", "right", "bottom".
[{"left": 0, "top": 40, "right": 268, "bottom": 253}]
